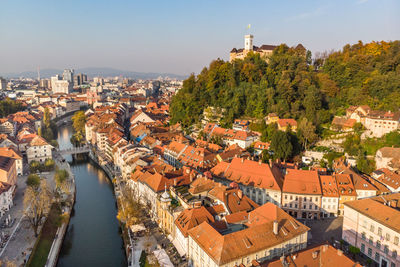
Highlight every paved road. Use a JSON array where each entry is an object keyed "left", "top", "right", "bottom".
[
  {"left": 305, "top": 217, "right": 344, "bottom": 245},
  {"left": 0, "top": 171, "right": 57, "bottom": 265}
]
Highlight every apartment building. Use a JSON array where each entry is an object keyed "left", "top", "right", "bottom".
[
  {"left": 282, "top": 169, "right": 322, "bottom": 220},
  {"left": 343, "top": 194, "right": 400, "bottom": 267}
]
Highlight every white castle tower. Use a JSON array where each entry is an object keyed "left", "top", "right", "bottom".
[{"left": 244, "top": 34, "right": 254, "bottom": 51}]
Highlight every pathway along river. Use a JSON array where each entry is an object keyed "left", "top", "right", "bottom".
[{"left": 56, "top": 124, "right": 127, "bottom": 267}]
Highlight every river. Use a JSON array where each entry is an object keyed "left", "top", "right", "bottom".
[{"left": 56, "top": 125, "right": 127, "bottom": 267}]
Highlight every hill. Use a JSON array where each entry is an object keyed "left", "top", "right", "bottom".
[{"left": 170, "top": 40, "right": 400, "bottom": 128}]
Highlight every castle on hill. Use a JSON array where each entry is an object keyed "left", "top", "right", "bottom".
[{"left": 229, "top": 34, "right": 277, "bottom": 62}]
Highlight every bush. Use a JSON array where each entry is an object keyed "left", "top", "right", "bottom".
[
  {"left": 26, "top": 174, "right": 41, "bottom": 188},
  {"left": 29, "top": 159, "right": 55, "bottom": 173},
  {"left": 30, "top": 161, "right": 41, "bottom": 173}
]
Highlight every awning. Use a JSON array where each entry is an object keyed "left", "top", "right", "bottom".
[
  {"left": 130, "top": 224, "right": 146, "bottom": 233},
  {"left": 172, "top": 238, "right": 186, "bottom": 257},
  {"left": 153, "top": 249, "right": 174, "bottom": 267}
]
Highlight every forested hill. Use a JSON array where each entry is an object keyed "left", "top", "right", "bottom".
[{"left": 170, "top": 40, "right": 400, "bottom": 129}]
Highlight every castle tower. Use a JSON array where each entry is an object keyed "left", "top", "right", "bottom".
[{"left": 244, "top": 34, "right": 253, "bottom": 51}]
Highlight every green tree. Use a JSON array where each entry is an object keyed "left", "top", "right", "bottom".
[
  {"left": 43, "top": 107, "right": 51, "bottom": 129},
  {"left": 297, "top": 118, "right": 318, "bottom": 149},
  {"left": 26, "top": 174, "right": 41, "bottom": 188},
  {"left": 270, "top": 131, "right": 293, "bottom": 160}
]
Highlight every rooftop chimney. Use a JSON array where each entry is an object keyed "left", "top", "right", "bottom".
[
  {"left": 174, "top": 178, "right": 177, "bottom": 186},
  {"left": 322, "top": 244, "right": 328, "bottom": 252},
  {"left": 241, "top": 158, "right": 244, "bottom": 163},
  {"left": 273, "top": 220, "right": 278, "bottom": 235},
  {"left": 258, "top": 160, "right": 262, "bottom": 165},
  {"left": 238, "top": 190, "right": 243, "bottom": 199},
  {"left": 312, "top": 251, "right": 318, "bottom": 259}
]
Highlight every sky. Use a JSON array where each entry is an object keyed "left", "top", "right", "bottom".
[{"left": 1, "top": 0, "right": 399, "bottom": 76}]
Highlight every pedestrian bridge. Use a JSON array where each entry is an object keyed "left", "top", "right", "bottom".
[{"left": 59, "top": 146, "right": 90, "bottom": 155}]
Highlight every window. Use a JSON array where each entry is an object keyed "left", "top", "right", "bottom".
[
  {"left": 303, "top": 197, "right": 307, "bottom": 201},
  {"left": 361, "top": 243, "right": 365, "bottom": 253},
  {"left": 370, "top": 224, "right": 375, "bottom": 233},
  {"left": 392, "top": 250, "right": 397, "bottom": 259},
  {"left": 395, "top": 236, "right": 399, "bottom": 245},
  {"left": 378, "top": 227, "right": 383, "bottom": 237},
  {"left": 386, "top": 233, "right": 391, "bottom": 241},
  {"left": 315, "top": 197, "right": 318, "bottom": 201},
  {"left": 391, "top": 262, "right": 396, "bottom": 267},
  {"left": 285, "top": 195, "right": 287, "bottom": 200},
  {"left": 377, "top": 241, "right": 381, "bottom": 249},
  {"left": 368, "top": 248, "right": 372, "bottom": 257},
  {"left": 369, "top": 236, "right": 373, "bottom": 245},
  {"left": 384, "top": 245, "right": 389, "bottom": 254},
  {"left": 290, "top": 196, "right": 293, "bottom": 200},
  {"left": 375, "top": 252, "right": 380, "bottom": 262},
  {"left": 361, "top": 232, "right": 366, "bottom": 240},
  {"left": 309, "top": 205, "right": 312, "bottom": 209}
]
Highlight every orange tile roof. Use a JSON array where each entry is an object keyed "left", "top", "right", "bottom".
[
  {"left": 209, "top": 186, "right": 259, "bottom": 214},
  {"left": 335, "top": 174, "right": 357, "bottom": 196},
  {"left": 277, "top": 118, "right": 297, "bottom": 128},
  {"left": 372, "top": 168, "right": 400, "bottom": 190},
  {"left": 345, "top": 193, "right": 400, "bottom": 232},
  {"left": 320, "top": 175, "right": 339, "bottom": 197},
  {"left": 283, "top": 169, "right": 322, "bottom": 195},
  {"left": 188, "top": 203, "right": 309, "bottom": 265},
  {"left": 175, "top": 206, "right": 215, "bottom": 237},
  {"left": 261, "top": 244, "right": 361, "bottom": 267},
  {"left": 211, "top": 158, "right": 283, "bottom": 191},
  {"left": 0, "top": 147, "right": 22, "bottom": 160}
]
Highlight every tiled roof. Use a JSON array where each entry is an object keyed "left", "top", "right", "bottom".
[
  {"left": 320, "top": 175, "right": 339, "bottom": 197},
  {"left": 283, "top": 169, "right": 321, "bottom": 195},
  {"left": 188, "top": 203, "right": 309, "bottom": 265},
  {"left": 211, "top": 158, "right": 283, "bottom": 191},
  {"left": 344, "top": 193, "right": 400, "bottom": 232},
  {"left": 175, "top": 206, "right": 215, "bottom": 237},
  {"left": 261, "top": 244, "right": 361, "bottom": 267}
]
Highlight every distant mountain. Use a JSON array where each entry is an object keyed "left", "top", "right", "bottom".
[{"left": 1, "top": 67, "right": 187, "bottom": 80}]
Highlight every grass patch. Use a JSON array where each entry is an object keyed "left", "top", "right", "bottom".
[{"left": 27, "top": 205, "right": 62, "bottom": 267}]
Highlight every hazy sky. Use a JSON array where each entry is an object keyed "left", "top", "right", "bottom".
[{"left": 1, "top": 0, "right": 399, "bottom": 75}]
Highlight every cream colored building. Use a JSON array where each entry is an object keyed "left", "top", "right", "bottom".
[
  {"left": 342, "top": 194, "right": 400, "bottom": 267},
  {"left": 26, "top": 136, "right": 53, "bottom": 163}
]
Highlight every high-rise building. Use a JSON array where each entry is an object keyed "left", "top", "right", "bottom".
[
  {"left": 73, "top": 73, "right": 88, "bottom": 86},
  {"left": 62, "top": 69, "right": 74, "bottom": 83},
  {"left": 0, "top": 78, "right": 7, "bottom": 90},
  {"left": 51, "top": 75, "right": 73, "bottom": 94},
  {"left": 39, "top": 79, "right": 50, "bottom": 89}
]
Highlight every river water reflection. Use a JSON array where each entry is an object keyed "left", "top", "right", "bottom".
[{"left": 56, "top": 125, "right": 127, "bottom": 267}]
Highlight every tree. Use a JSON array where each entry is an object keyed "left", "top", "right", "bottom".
[
  {"left": 26, "top": 174, "right": 40, "bottom": 189},
  {"left": 43, "top": 107, "right": 51, "bottom": 129},
  {"left": 297, "top": 118, "right": 318, "bottom": 149},
  {"left": 72, "top": 111, "right": 86, "bottom": 134},
  {"left": 356, "top": 153, "right": 376, "bottom": 174},
  {"left": 54, "top": 169, "right": 69, "bottom": 193},
  {"left": 270, "top": 131, "right": 293, "bottom": 160},
  {"left": 29, "top": 161, "right": 41, "bottom": 173},
  {"left": 24, "top": 180, "right": 52, "bottom": 237},
  {"left": 116, "top": 187, "right": 142, "bottom": 227},
  {"left": 71, "top": 111, "right": 87, "bottom": 146}
]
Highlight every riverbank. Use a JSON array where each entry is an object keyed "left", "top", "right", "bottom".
[
  {"left": 56, "top": 124, "right": 126, "bottom": 267},
  {"left": 26, "top": 151, "right": 76, "bottom": 267},
  {"left": 87, "top": 149, "right": 131, "bottom": 264}
]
